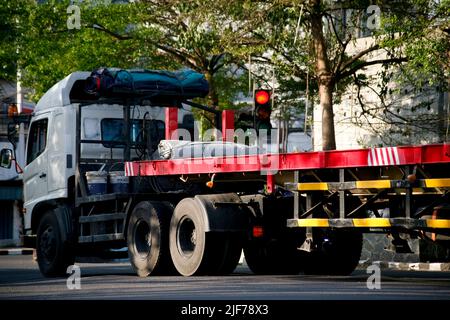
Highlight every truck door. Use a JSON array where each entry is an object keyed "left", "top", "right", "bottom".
[
  {"left": 47, "top": 112, "right": 67, "bottom": 194},
  {"left": 23, "top": 116, "right": 49, "bottom": 207}
]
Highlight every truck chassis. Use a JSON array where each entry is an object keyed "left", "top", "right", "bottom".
[{"left": 34, "top": 100, "right": 450, "bottom": 277}]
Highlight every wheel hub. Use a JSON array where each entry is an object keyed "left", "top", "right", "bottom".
[
  {"left": 135, "top": 220, "right": 152, "bottom": 258},
  {"left": 40, "top": 226, "right": 56, "bottom": 261},
  {"left": 178, "top": 217, "right": 196, "bottom": 257},
  {"left": 190, "top": 229, "right": 197, "bottom": 246}
]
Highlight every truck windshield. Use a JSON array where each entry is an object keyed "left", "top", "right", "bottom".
[{"left": 101, "top": 118, "right": 165, "bottom": 149}]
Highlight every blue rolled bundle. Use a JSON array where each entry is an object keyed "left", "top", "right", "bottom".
[{"left": 85, "top": 68, "right": 209, "bottom": 100}]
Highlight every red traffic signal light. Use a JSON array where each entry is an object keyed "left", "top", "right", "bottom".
[
  {"left": 255, "top": 90, "right": 270, "bottom": 105},
  {"left": 254, "top": 89, "right": 272, "bottom": 132}
]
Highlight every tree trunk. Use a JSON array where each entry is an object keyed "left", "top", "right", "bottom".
[
  {"left": 205, "top": 70, "right": 219, "bottom": 107},
  {"left": 319, "top": 81, "right": 336, "bottom": 150},
  {"left": 196, "top": 70, "right": 219, "bottom": 139},
  {"left": 310, "top": 0, "right": 336, "bottom": 150}
]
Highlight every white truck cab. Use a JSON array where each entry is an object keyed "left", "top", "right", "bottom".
[
  {"left": 1, "top": 69, "right": 260, "bottom": 278},
  {"left": 18, "top": 72, "right": 192, "bottom": 242}
]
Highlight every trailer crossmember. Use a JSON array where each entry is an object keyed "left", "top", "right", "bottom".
[{"left": 287, "top": 217, "right": 450, "bottom": 229}]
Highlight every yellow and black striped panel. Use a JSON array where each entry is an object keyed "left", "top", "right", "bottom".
[
  {"left": 287, "top": 218, "right": 450, "bottom": 229},
  {"left": 354, "top": 180, "right": 391, "bottom": 189},
  {"left": 297, "top": 181, "right": 393, "bottom": 191},
  {"left": 426, "top": 219, "right": 450, "bottom": 229},
  {"left": 297, "top": 178, "right": 450, "bottom": 191},
  {"left": 423, "top": 178, "right": 450, "bottom": 188},
  {"left": 297, "top": 182, "right": 329, "bottom": 191}
]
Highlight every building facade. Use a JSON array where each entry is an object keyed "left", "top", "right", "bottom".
[{"left": 0, "top": 80, "right": 30, "bottom": 247}]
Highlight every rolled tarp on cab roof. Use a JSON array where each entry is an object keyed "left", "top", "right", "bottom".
[{"left": 83, "top": 68, "right": 210, "bottom": 100}]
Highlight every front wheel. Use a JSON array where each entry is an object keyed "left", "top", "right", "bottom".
[{"left": 36, "top": 209, "right": 75, "bottom": 277}]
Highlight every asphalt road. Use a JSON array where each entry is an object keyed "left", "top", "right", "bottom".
[{"left": 1, "top": 255, "right": 450, "bottom": 300}]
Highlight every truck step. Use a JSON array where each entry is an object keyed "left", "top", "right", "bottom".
[
  {"left": 75, "top": 193, "right": 130, "bottom": 206},
  {"left": 79, "top": 213, "right": 126, "bottom": 223},
  {"left": 78, "top": 233, "right": 125, "bottom": 243}
]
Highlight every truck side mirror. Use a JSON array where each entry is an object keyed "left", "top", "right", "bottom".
[{"left": 0, "top": 149, "right": 13, "bottom": 169}]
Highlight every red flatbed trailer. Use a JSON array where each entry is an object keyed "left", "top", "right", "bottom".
[
  {"left": 125, "top": 142, "right": 450, "bottom": 228},
  {"left": 126, "top": 143, "right": 450, "bottom": 175},
  {"left": 66, "top": 104, "right": 450, "bottom": 278},
  {"left": 121, "top": 108, "right": 450, "bottom": 276}
]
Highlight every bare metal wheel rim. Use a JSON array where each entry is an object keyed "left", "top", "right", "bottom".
[
  {"left": 177, "top": 216, "right": 196, "bottom": 258},
  {"left": 134, "top": 218, "right": 152, "bottom": 258},
  {"left": 40, "top": 225, "right": 56, "bottom": 262}
]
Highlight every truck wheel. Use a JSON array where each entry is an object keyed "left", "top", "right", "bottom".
[
  {"left": 244, "top": 238, "right": 303, "bottom": 275},
  {"left": 302, "top": 229, "right": 363, "bottom": 276},
  {"left": 169, "top": 198, "right": 235, "bottom": 276},
  {"left": 127, "top": 201, "right": 175, "bottom": 277},
  {"left": 36, "top": 209, "right": 75, "bottom": 277},
  {"left": 207, "top": 232, "right": 243, "bottom": 275},
  {"left": 169, "top": 198, "right": 209, "bottom": 276},
  {"left": 217, "top": 233, "right": 244, "bottom": 275}
]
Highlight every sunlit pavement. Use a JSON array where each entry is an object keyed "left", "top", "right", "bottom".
[{"left": 1, "top": 255, "right": 449, "bottom": 300}]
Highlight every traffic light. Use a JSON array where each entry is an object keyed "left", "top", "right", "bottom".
[{"left": 254, "top": 89, "right": 272, "bottom": 132}]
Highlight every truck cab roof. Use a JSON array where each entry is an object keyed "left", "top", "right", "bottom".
[
  {"left": 35, "top": 68, "right": 210, "bottom": 114},
  {"left": 35, "top": 72, "right": 91, "bottom": 112}
]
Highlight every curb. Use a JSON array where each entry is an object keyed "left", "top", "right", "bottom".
[
  {"left": 357, "top": 260, "right": 450, "bottom": 272},
  {"left": 0, "top": 248, "right": 35, "bottom": 256},
  {"left": 1, "top": 250, "right": 449, "bottom": 272}
]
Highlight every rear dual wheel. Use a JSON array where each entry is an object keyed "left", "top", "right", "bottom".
[
  {"left": 127, "top": 201, "right": 176, "bottom": 277},
  {"left": 169, "top": 198, "right": 243, "bottom": 276},
  {"left": 302, "top": 229, "right": 363, "bottom": 276},
  {"left": 244, "top": 229, "right": 362, "bottom": 276},
  {"left": 244, "top": 236, "right": 304, "bottom": 275}
]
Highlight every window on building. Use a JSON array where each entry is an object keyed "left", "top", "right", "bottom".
[{"left": 26, "top": 119, "right": 48, "bottom": 165}]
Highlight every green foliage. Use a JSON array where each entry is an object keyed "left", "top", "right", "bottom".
[
  {"left": 0, "top": 0, "right": 34, "bottom": 81},
  {"left": 378, "top": 0, "right": 450, "bottom": 88},
  {"left": 1, "top": 0, "right": 448, "bottom": 148}
]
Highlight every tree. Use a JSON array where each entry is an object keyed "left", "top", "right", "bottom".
[
  {"left": 15, "top": 1, "right": 166, "bottom": 101},
  {"left": 11, "top": 1, "right": 257, "bottom": 110},
  {"left": 227, "top": 0, "right": 449, "bottom": 149},
  {"left": 4, "top": 0, "right": 449, "bottom": 149},
  {"left": 349, "top": 0, "right": 450, "bottom": 145},
  {"left": 0, "top": 0, "right": 34, "bottom": 82}
]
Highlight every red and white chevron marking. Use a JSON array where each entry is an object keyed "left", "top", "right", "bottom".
[
  {"left": 124, "top": 162, "right": 135, "bottom": 176},
  {"left": 368, "top": 147, "right": 400, "bottom": 166}
]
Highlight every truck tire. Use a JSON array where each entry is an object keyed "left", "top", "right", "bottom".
[
  {"left": 207, "top": 232, "right": 243, "bottom": 275},
  {"left": 36, "top": 209, "right": 75, "bottom": 277},
  {"left": 169, "top": 198, "right": 208, "bottom": 276},
  {"left": 217, "top": 233, "right": 244, "bottom": 275},
  {"left": 244, "top": 238, "right": 303, "bottom": 275},
  {"left": 170, "top": 198, "right": 242, "bottom": 276},
  {"left": 302, "top": 229, "right": 363, "bottom": 276},
  {"left": 127, "top": 201, "right": 175, "bottom": 277}
]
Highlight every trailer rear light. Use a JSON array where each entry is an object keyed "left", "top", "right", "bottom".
[{"left": 252, "top": 226, "right": 264, "bottom": 238}]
